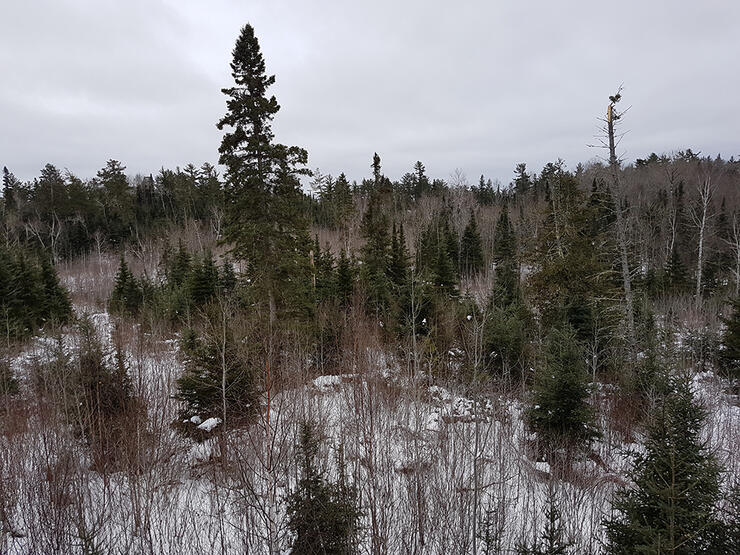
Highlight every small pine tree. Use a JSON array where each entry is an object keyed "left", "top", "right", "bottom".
[
  {"left": 169, "top": 240, "right": 191, "bottom": 287},
  {"left": 109, "top": 256, "right": 143, "bottom": 315},
  {"left": 663, "top": 245, "right": 690, "bottom": 294},
  {"left": 69, "top": 318, "right": 138, "bottom": 470},
  {"left": 219, "top": 259, "right": 237, "bottom": 295},
  {"left": 0, "top": 354, "right": 18, "bottom": 396},
  {"left": 39, "top": 256, "right": 72, "bottom": 325},
  {"left": 516, "top": 485, "right": 573, "bottom": 555},
  {"left": 527, "top": 325, "right": 598, "bottom": 449},
  {"left": 604, "top": 376, "right": 726, "bottom": 554},
  {"left": 175, "top": 321, "right": 257, "bottom": 431},
  {"left": 9, "top": 253, "right": 43, "bottom": 336},
  {"left": 287, "top": 421, "right": 361, "bottom": 554},
  {"left": 188, "top": 252, "right": 219, "bottom": 306}
]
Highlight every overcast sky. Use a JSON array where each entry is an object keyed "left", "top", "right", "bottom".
[{"left": 1, "top": 0, "right": 738, "bottom": 185}]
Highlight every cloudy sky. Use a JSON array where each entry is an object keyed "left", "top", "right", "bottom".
[{"left": 1, "top": 0, "right": 738, "bottom": 185}]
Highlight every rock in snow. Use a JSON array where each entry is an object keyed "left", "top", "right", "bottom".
[{"left": 197, "top": 417, "right": 221, "bottom": 432}]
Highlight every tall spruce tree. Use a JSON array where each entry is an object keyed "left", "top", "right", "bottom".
[
  {"left": 360, "top": 188, "right": 391, "bottom": 315},
  {"left": 335, "top": 249, "right": 355, "bottom": 308},
  {"left": 217, "top": 23, "right": 312, "bottom": 321},
  {"left": 604, "top": 376, "right": 727, "bottom": 554},
  {"left": 460, "top": 208, "right": 484, "bottom": 276}
]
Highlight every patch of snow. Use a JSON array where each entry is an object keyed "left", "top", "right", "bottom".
[{"left": 197, "top": 418, "right": 221, "bottom": 432}]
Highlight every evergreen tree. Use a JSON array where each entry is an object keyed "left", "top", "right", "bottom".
[
  {"left": 188, "top": 252, "right": 219, "bottom": 306},
  {"left": 219, "top": 259, "right": 237, "bottom": 295},
  {"left": 433, "top": 242, "right": 457, "bottom": 296},
  {"left": 513, "top": 163, "right": 532, "bottom": 196},
  {"left": 335, "top": 249, "right": 355, "bottom": 308},
  {"left": 0, "top": 354, "right": 18, "bottom": 396},
  {"left": 9, "top": 252, "right": 42, "bottom": 336},
  {"left": 62, "top": 318, "right": 138, "bottom": 470},
  {"left": 604, "top": 376, "right": 726, "bottom": 554},
  {"left": 460, "top": 209, "right": 484, "bottom": 276},
  {"left": 388, "top": 222, "right": 410, "bottom": 290},
  {"left": 217, "top": 23, "right": 312, "bottom": 321},
  {"left": 527, "top": 325, "right": 598, "bottom": 448},
  {"left": 516, "top": 485, "right": 573, "bottom": 555},
  {"left": 175, "top": 319, "right": 258, "bottom": 430},
  {"left": 719, "top": 297, "right": 740, "bottom": 387},
  {"left": 169, "top": 241, "right": 192, "bottom": 288},
  {"left": 109, "top": 256, "right": 143, "bottom": 315},
  {"left": 313, "top": 237, "right": 336, "bottom": 303},
  {"left": 39, "top": 256, "right": 72, "bottom": 325},
  {"left": 360, "top": 189, "right": 391, "bottom": 315},
  {"left": 664, "top": 244, "right": 690, "bottom": 293},
  {"left": 492, "top": 207, "right": 516, "bottom": 264},
  {"left": 96, "top": 160, "right": 134, "bottom": 245},
  {"left": 287, "top": 421, "right": 361, "bottom": 554}
]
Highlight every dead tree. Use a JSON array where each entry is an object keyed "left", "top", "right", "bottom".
[{"left": 593, "top": 88, "right": 636, "bottom": 351}]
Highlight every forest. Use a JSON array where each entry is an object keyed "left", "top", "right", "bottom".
[{"left": 1, "top": 23, "right": 739, "bottom": 555}]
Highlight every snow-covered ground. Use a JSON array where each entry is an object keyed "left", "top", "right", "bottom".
[{"left": 2, "top": 296, "right": 738, "bottom": 553}]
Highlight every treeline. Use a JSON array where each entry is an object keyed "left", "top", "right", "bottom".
[{"left": 1, "top": 160, "right": 223, "bottom": 260}]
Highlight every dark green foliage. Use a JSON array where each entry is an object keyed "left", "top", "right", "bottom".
[
  {"left": 388, "top": 222, "right": 410, "bottom": 291},
  {"left": 287, "top": 422, "right": 361, "bottom": 554},
  {"left": 0, "top": 247, "right": 72, "bottom": 339},
  {"left": 663, "top": 244, "right": 691, "bottom": 294},
  {"left": 0, "top": 355, "right": 18, "bottom": 396},
  {"left": 433, "top": 242, "right": 457, "bottom": 296},
  {"left": 360, "top": 188, "right": 391, "bottom": 315},
  {"left": 472, "top": 174, "right": 497, "bottom": 206},
  {"left": 527, "top": 325, "right": 598, "bottom": 448},
  {"left": 513, "top": 163, "right": 533, "bottom": 196},
  {"left": 168, "top": 241, "right": 192, "bottom": 288},
  {"left": 175, "top": 320, "right": 258, "bottom": 430},
  {"left": 492, "top": 207, "right": 516, "bottom": 264},
  {"left": 39, "top": 256, "right": 72, "bottom": 325},
  {"left": 721, "top": 482, "right": 740, "bottom": 553},
  {"left": 218, "top": 24, "right": 313, "bottom": 322},
  {"left": 335, "top": 249, "right": 355, "bottom": 308},
  {"left": 460, "top": 209, "right": 484, "bottom": 276},
  {"left": 604, "top": 377, "right": 726, "bottom": 554},
  {"left": 313, "top": 237, "right": 336, "bottom": 304},
  {"left": 484, "top": 301, "right": 529, "bottom": 378},
  {"left": 109, "top": 257, "right": 143, "bottom": 315},
  {"left": 719, "top": 297, "right": 740, "bottom": 386},
  {"left": 96, "top": 160, "right": 134, "bottom": 245},
  {"left": 516, "top": 486, "right": 573, "bottom": 555},
  {"left": 219, "top": 259, "right": 237, "bottom": 295},
  {"left": 187, "top": 252, "right": 220, "bottom": 306},
  {"left": 46, "top": 318, "right": 139, "bottom": 470}
]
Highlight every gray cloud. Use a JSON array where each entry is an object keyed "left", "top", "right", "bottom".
[{"left": 1, "top": 0, "right": 738, "bottom": 184}]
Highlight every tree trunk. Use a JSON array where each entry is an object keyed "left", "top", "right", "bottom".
[{"left": 607, "top": 100, "right": 636, "bottom": 351}]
